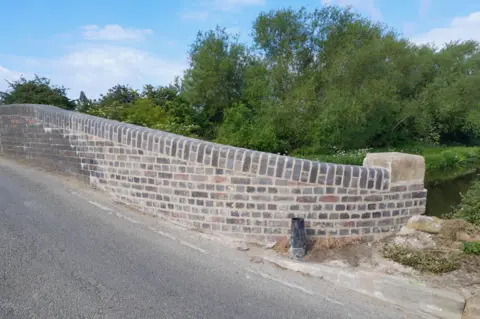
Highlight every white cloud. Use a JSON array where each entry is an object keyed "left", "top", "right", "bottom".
[
  {"left": 403, "top": 22, "right": 416, "bottom": 36},
  {"left": 322, "top": 0, "right": 382, "bottom": 21},
  {"left": 419, "top": 0, "right": 432, "bottom": 17},
  {"left": 411, "top": 12, "right": 480, "bottom": 47},
  {"left": 81, "top": 24, "right": 153, "bottom": 41},
  {"left": 0, "top": 46, "right": 186, "bottom": 99},
  {"left": 0, "top": 22, "right": 188, "bottom": 100},
  {"left": 0, "top": 66, "right": 29, "bottom": 92},
  {"left": 57, "top": 45, "right": 186, "bottom": 98},
  {"left": 180, "top": 11, "right": 209, "bottom": 21},
  {"left": 217, "top": 0, "right": 264, "bottom": 9}
]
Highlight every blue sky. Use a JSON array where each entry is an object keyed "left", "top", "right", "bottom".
[{"left": 1, "top": 0, "right": 480, "bottom": 99}]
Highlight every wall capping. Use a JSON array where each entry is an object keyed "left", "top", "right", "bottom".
[{"left": 1, "top": 103, "right": 390, "bottom": 190}]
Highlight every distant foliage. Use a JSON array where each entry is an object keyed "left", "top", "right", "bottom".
[
  {"left": 85, "top": 83, "right": 198, "bottom": 137},
  {"left": 0, "top": 75, "right": 75, "bottom": 110},
  {"left": 3, "top": 5, "right": 480, "bottom": 155}
]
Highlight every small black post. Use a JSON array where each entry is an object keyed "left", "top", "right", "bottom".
[{"left": 290, "top": 217, "right": 306, "bottom": 259}]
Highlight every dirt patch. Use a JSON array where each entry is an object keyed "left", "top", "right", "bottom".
[
  {"left": 273, "top": 235, "right": 374, "bottom": 267},
  {"left": 303, "top": 236, "right": 373, "bottom": 267},
  {"left": 271, "top": 218, "right": 480, "bottom": 297},
  {"left": 272, "top": 236, "right": 290, "bottom": 254}
]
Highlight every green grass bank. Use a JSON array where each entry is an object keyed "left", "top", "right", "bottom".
[{"left": 295, "top": 146, "right": 480, "bottom": 182}]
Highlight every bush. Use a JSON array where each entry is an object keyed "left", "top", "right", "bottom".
[{"left": 449, "top": 180, "right": 480, "bottom": 226}]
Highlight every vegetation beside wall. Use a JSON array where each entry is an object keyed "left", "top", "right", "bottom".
[{"left": 2, "top": 5, "right": 480, "bottom": 182}]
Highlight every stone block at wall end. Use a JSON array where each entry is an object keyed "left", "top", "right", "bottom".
[{"left": 363, "top": 152, "right": 425, "bottom": 185}]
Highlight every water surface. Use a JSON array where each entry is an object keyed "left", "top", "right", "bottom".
[{"left": 425, "top": 170, "right": 480, "bottom": 216}]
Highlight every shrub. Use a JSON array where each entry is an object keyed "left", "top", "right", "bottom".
[
  {"left": 462, "top": 241, "right": 480, "bottom": 255},
  {"left": 383, "top": 245, "right": 459, "bottom": 273},
  {"left": 449, "top": 180, "right": 480, "bottom": 226}
]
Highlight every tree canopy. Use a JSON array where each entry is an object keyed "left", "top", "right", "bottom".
[
  {"left": 0, "top": 75, "right": 75, "bottom": 110},
  {"left": 2, "top": 5, "right": 480, "bottom": 155}
]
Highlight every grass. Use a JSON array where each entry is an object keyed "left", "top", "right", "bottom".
[
  {"left": 382, "top": 245, "right": 460, "bottom": 273},
  {"left": 462, "top": 242, "right": 480, "bottom": 255},
  {"left": 294, "top": 146, "right": 480, "bottom": 182}
]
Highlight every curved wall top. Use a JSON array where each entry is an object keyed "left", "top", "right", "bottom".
[{"left": 0, "top": 104, "right": 427, "bottom": 243}]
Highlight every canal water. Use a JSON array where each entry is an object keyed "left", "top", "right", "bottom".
[{"left": 425, "top": 170, "right": 480, "bottom": 217}]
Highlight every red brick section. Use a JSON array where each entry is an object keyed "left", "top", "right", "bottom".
[{"left": 0, "top": 104, "right": 427, "bottom": 244}]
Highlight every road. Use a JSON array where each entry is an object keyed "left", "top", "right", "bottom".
[{"left": 0, "top": 158, "right": 419, "bottom": 319}]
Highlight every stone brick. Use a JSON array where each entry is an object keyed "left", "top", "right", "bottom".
[
  {"left": 390, "top": 185, "right": 407, "bottom": 192},
  {"left": 231, "top": 177, "right": 250, "bottom": 184},
  {"left": 319, "top": 195, "right": 339, "bottom": 203},
  {"left": 341, "top": 196, "right": 361, "bottom": 202},
  {"left": 296, "top": 196, "right": 317, "bottom": 203},
  {"left": 412, "top": 191, "right": 427, "bottom": 198},
  {"left": 364, "top": 194, "right": 382, "bottom": 201},
  {"left": 0, "top": 105, "right": 427, "bottom": 244}
]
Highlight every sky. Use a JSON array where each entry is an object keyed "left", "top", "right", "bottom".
[{"left": 1, "top": 0, "right": 480, "bottom": 99}]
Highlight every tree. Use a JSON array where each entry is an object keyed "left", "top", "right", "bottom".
[
  {"left": 86, "top": 84, "right": 139, "bottom": 120},
  {"left": 98, "top": 84, "right": 139, "bottom": 107},
  {"left": 407, "top": 41, "right": 480, "bottom": 145},
  {"left": 182, "top": 26, "right": 251, "bottom": 139},
  {"left": 6, "top": 5, "right": 480, "bottom": 156},
  {"left": 76, "top": 91, "right": 93, "bottom": 112},
  {"left": 0, "top": 75, "right": 75, "bottom": 110}
]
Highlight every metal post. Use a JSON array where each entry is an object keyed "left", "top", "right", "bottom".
[{"left": 290, "top": 217, "right": 306, "bottom": 259}]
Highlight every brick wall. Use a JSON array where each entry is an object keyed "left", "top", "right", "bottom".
[{"left": 0, "top": 104, "right": 427, "bottom": 243}]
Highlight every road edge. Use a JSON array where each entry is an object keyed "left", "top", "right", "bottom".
[{"left": 260, "top": 254, "right": 465, "bottom": 319}]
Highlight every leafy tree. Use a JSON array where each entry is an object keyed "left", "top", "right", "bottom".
[
  {"left": 408, "top": 41, "right": 480, "bottom": 145},
  {"left": 86, "top": 84, "right": 139, "bottom": 120},
  {"left": 8, "top": 5, "right": 480, "bottom": 158},
  {"left": 76, "top": 90, "right": 94, "bottom": 112},
  {"left": 0, "top": 75, "right": 75, "bottom": 110},
  {"left": 142, "top": 81, "right": 195, "bottom": 125},
  {"left": 122, "top": 98, "right": 169, "bottom": 127},
  {"left": 182, "top": 26, "right": 251, "bottom": 138},
  {"left": 98, "top": 84, "right": 139, "bottom": 107}
]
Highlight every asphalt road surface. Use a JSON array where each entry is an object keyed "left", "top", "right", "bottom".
[{"left": 0, "top": 158, "right": 420, "bottom": 319}]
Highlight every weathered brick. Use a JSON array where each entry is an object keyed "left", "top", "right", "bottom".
[
  {"left": 357, "top": 220, "right": 375, "bottom": 227},
  {"left": 231, "top": 177, "right": 250, "bottom": 184},
  {"left": 412, "top": 191, "right": 427, "bottom": 198},
  {"left": 390, "top": 185, "right": 407, "bottom": 192},
  {"left": 326, "top": 187, "right": 335, "bottom": 194},
  {"left": 364, "top": 194, "right": 382, "bottom": 201},
  {"left": 319, "top": 195, "right": 339, "bottom": 203},
  {"left": 408, "top": 183, "right": 424, "bottom": 191},
  {"left": 341, "top": 196, "right": 361, "bottom": 202},
  {"left": 296, "top": 196, "right": 316, "bottom": 203}
]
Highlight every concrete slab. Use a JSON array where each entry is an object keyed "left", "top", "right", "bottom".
[{"left": 260, "top": 253, "right": 465, "bottom": 319}]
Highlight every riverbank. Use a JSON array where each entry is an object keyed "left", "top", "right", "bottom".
[{"left": 296, "top": 146, "right": 480, "bottom": 182}]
